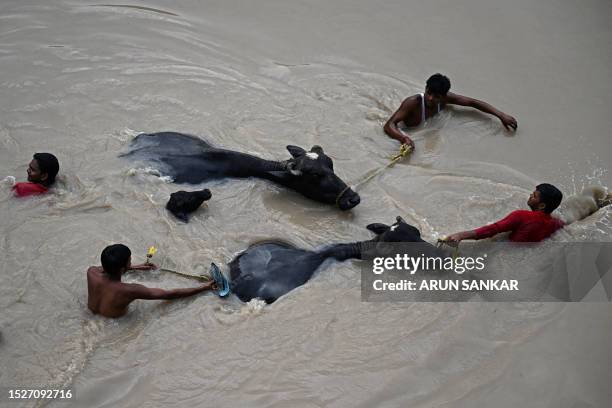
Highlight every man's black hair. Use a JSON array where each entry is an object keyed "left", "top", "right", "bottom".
[
  {"left": 101, "top": 244, "right": 131, "bottom": 278},
  {"left": 426, "top": 73, "right": 451, "bottom": 96},
  {"left": 536, "top": 183, "right": 563, "bottom": 213},
  {"left": 33, "top": 153, "right": 59, "bottom": 186}
]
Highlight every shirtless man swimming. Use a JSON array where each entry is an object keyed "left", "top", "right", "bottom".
[
  {"left": 87, "top": 244, "right": 219, "bottom": 318},
  {"left": 384, "top": 73, "right": 518, "bottom": 150}
]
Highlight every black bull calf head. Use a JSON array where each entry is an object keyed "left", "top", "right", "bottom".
[
  {"left": 365, "top": 216, "right": 426, "bottom": 243},
  {"left": 284, "top": 144, "right": 360, "bottom": 211}
]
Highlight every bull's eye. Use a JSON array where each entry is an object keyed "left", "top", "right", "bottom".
[{"left": 287, "top": 161, "right": 303, "bottom": 176}]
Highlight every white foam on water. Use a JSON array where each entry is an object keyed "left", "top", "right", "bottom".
[
  {"left": 1, "top": 175, "right": 16, "bottom": 186},
  {"left": 112, "top": 127, "right": 142, "bottom": 143},
  {"left": 126, "top": 167, "right": 173, "bottom": 183},
  {"left": 241, "top": 298, "right": 267, "bottom": 314}
]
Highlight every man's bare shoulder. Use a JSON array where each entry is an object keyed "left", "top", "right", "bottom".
[
  {"left": 445, "top": 92, "right": 472, "bottom": 105},
  {"left": 87, "top": 266, "right": 104, "bottom": 281},
  {"left": 393, "top": 95, "right": 420, "bottom": 114},
  {"left": 401, "top": 94, "right": 420, "bottom": 104},
  {"left": 86, "top": 267, "right": 134, "bottom": 293}
]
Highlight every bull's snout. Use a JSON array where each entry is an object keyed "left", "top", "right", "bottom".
[{"left": 338, "top": 190, "right": 360, "bottom": 210}]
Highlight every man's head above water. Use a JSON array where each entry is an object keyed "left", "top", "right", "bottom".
[
  {"left": 27, "top": 153, "right": 59, "bottom": 187},
  {"left": 101, "top": 244, "right": 132, "bottom": 280},
  {"left": 529, "top": 183, "right": 563, "bottom": 214},
  {"left": 424, "top": 73, "right": 451, "bottom": 107}
]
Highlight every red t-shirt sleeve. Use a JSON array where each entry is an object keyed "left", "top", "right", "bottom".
[
  {"left": 473, "top": 210, "right": 524, "bottom": 239},
  {"left": 12, "top": 182, "right": 48, "bottom": 197}
]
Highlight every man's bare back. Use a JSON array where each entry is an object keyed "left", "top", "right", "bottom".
[{"left": 87, "top": 266, "right": 138, "bottom": 318}]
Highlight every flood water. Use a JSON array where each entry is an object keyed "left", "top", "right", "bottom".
[{"left": 1, "top": 1, "right": 611, "bottom": 407}]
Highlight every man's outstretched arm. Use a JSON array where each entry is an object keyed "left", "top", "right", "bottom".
[
  {"left": 384, "top": 97, "right": 418, "bottom": 148},
  {"left": 126, "top": 281, "right": 215, "bottom": 301},
  {"left": 445, "top": 229, "right": 478, "bottom": 243},
  {"left": 445, "top": 211, "right": 522, "bottom": 243},
  {"left": 446, "top": 92, "right": 518, "bottom": 130},
  {"left": 129, "top": 263, "right": 157, "bottom": 271}
]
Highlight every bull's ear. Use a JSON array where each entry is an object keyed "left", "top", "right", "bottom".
[
  {"left": 366, "top": 223, "right": 390, "bottom": 235},
  {"left": 311, "top": 145, "right": 334, "bottom": 170},
  {"left": 322, "top": 156, "right": 334, "bottom": 171},
  {"left": 287, "top": 145, "right": 306, "bottom": 158},
  {"left": 310, "top": 145, "right": 324, "bottom": 155},
  {"left": 396, "top": 216, "right": 406, "bottom": 224}
]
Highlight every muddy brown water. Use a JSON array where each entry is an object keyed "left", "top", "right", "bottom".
[{"left": 0, "top": 1, "right": 610, "bottom": 407}]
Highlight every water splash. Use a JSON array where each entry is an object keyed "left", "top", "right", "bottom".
[
  {"left": 126, "top": 167, "right": 173, "bottom": 183},
  {"left": 112, "top": 127, "right": 142, "bottom": 143},
  {"left": 1, "top": 175, "right": 16, "bottom": 187}
]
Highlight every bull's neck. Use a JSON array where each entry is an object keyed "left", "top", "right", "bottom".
[
  {"left": 253, "top": 158, "right": 287, "bottom": 173},
  {"left": 317, "top": 242, "right": 363, "bottom": 261},
  {"left": 318, "top": 240, "right": 395, "bottom": 261},
  {"left": 237, "top": 152, "right": 287, "bottom": 173},
  {"left": 217, "top": 149, "right": 287, "bottom": 176},
  {"left": 318, "top": 240, "right": 445, "bottom": 262}
]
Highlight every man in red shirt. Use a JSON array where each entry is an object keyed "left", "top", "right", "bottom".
[
  {"left": 12, "top": 153, "right": 60, "bottom": 197},
  {"left": 445, "top": 184, "right": 564, "bottom": 243}
]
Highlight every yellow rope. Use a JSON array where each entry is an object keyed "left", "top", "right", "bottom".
[
  {"left": 142, "top": 247, "right": 212, "bottom": 281},
  {"left": 159, "top": 267, "right": 211, "bottom": 281},
  {"left": 351, "top": 143, "right": 413, "bottom": 191},
  {"left": 335, "top": 144, "right": 412, "bottom": 207}
]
